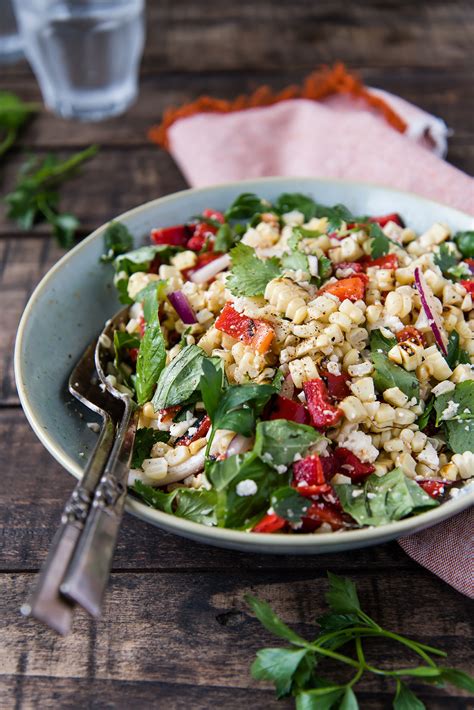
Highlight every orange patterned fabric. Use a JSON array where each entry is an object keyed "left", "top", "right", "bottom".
[{"left": 149, "top": 64, "right": 407, "bottom": 149}]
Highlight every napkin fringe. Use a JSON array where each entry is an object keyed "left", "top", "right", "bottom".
[{"left": 149, "top": 64, "right": 407, "bottom": 149}]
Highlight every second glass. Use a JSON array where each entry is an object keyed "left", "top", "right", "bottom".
[{"left": 13, "top": 0, "right": 145, "bottom": 121}]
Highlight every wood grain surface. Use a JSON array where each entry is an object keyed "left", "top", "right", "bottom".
[{"left": 1, "top": 1, "right": 473, "bottom": 708}]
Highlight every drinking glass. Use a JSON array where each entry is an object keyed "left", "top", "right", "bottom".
[
  {"left": 0, "top": 0, "right": 23, "bottom": 63},
  {"left": 13, "top": 0, "right": 145, "bottom": 121}
]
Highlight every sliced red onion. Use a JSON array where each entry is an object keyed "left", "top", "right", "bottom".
[
  {"left": 414, "top": 267, "right": 448, "bottom": 356},
  {"left": 308, "top": 255, "right": 319, "bottom": 277},
  {"left": 280, "top": 373, "right": 295, "bottom": 399},
  {"left": 190, "top": 254, "right": 231, "bottom": 284},
  {"left": 227, "top": 433, "right": 253, "bottom": 458},
  {"left": 168, "top": 290, "right": 197, "bottom": 324}
]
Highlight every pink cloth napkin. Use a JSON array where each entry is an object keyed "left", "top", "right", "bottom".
[{"left": 151, "top": 67, "right": 474, "bottom": 596}]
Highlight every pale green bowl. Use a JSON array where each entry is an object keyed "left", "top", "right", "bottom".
[{"left": 14, "top": 177, "right": 474, "bottom": 553}]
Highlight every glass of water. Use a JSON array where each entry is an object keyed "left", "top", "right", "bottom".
[
  {"left": 13, "top": 0, "right": 145, "bottom": 121},
  {"left": 0, "top": 0, "right": 23, "bottom": 63}
]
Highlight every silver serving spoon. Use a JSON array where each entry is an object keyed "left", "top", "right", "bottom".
[
  {"left": 59, "top": 308, "right": 139, "bottom": 618},
  {"left": 21, "top": 341, "right": 123, "bottom": 634}
]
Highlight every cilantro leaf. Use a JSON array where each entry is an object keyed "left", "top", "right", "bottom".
[
  {"left": 274, "top": 193, "right": 319, "bottom": 222},
  {"left": 131, "top": 428, "right": 170, "bottom": 469},
  {"left": 213, "top": 222, "right": 240, "bottom": 251},
  {"left": 251, "top": 647, "right": 309, "bottom": 699},
  {"left": 4, "top": 145, "right": 98, "bottom": 248},
  {"left": 453, "top": 231, "right": 474, "bottom": 259},
  {"left": 271, "top": 486, "right": 311, "bottom": 523},
  {"left": 325, "top": 573, "right": 361, "bottom": 615},
  {"left": 434, "top": 381, "right": 474, "bottom": 454},
  {"left": 226, "top": 242, "right": 281, "bottom": 297},
  {"left": 225, "top": 193, "right": 271, "bottom": 221},
  {"left": 254, "top": 419, "right": 320, "bottom": 469},
  {"left": 335, "top": 469, "right": 439, "bottom": 527},
  {"left": 101, "top": 221, "right": 134, "bottom": 262},
  {"left": 393, "top": 681, "right": 426, "bottom": 710},
  {"left": 369, "top": 223, "right": 391, "bottom": 258},
  {"left": 281, "top": 250, "right": 309, "bottom": 272},
  {"left": 434, "top": 243, "right": 459, "bottom": 279}
]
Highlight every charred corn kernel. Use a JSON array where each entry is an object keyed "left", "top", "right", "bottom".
[
  {"left": 383, "top": 438, "right": 404, "bottom": 453},
  {"left": 424, "top": 345, "right": 453, "bottom": 380},
  {"left": 450, "top": 363, "right": 474, "bottom": 383},
  {"left": 388, "top": 342, "right": 424, "bottom": 372},
  {"left": 394, "top": 408, "right": 417, "bottom": 426},
  {"left": 151, "top": 441, "right": 172, "bottom": 458},
  {"left": 410, "top": 431, "right": 427, "bottom": 453},
  {"left": 452, "top": 452, "right": 474, "bottom": 479},
  {"left": 142, "top": 403, "right": 160, "bottom": 420},
  {"left": 288, "top": 356, "right": 319, "bottom": 389},
  {"left": 350, "top": 377, "right": 376, "bottom": 402},
  {"left": 142, "top": 457, "right": 168, "bottom": 481},
  {"left": 165, "top": 446, "right": 191, "bottom": 466},
  {"left": 366, "top": 304, "right": 383, "bottom": 324},
  {"left": 439, "top": 463, "right": 458, "bottom": 481},
  {"left": 364, "top": 401, "right": 380, "bottom": 419},
  {"left": 396, "top": 452, "right": 417, "bottom": 478},
  {"left": 171, "top": 250, "right": 197, "bottom": 270},
  {"left": 189, "top": 438, "right": 207, "bottom": 455},
  {"left": 346, "top": 327, "right": 369, "bottom": 349},
  {"left": 374, "top": 403, "right": 395, "bottom": 427},
  {"left": 400, "top": 429, "right": 415, "bottom": 445},
  {"left": 329, "top": 311, "right": 352, "bottom": 331},
  {"left": 324, "top": 323, "right": 344, "bottom": 345},
  {"left": 416, "top": 463, "right": 437, "bottom": 478},
  {"left": 343, "top": 348, "right": 360, "bottom": 368},
  {"left": 338, "top": 396, "right": 367, "bottom": 423},
  {"left": 373, "top": 462, "right": 390, "bottom": 476},
  {"left": 383, "top": 387, "right": 409, "bottom": 407}
]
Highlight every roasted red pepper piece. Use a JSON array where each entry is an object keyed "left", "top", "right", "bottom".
[
  {"left": 323, "top": 371, "right": 351, "bottom": 402},
  {"left": 138, "top": 316, "right": 146, "bottom": 337},
  {"left": 364, "top": 254, "right": 399, "bottom": 270},
  {"left": 321, "top": 275, "right": 367, "bottom": 302},
  {"left": 177, "top": 415, "right": 211, "bottom": 447},
  {"left": 252, "top": 513, "right": 287, "bottom": 533},
  {"left": 301, "top": 502, "right": 346, "bottom": 531},
  {"left": 418, "top": 480, "right": 447, "bottom": 498},
  {"left": 396, "top": 326, "right": 425, "bottom": 347},
  {"left": 268, "top": 395, "right": 308, "bottom": 424},
  {"left": 215, "top": 303, "right": 274, "bottom": 354},
  {"left": 292, "top": 454, "right": 332, "bottom": 498},
  {"left": 303, "top": 379, "right": 343, "bottom": 429},
  {"left": 128, "top": 347, "right": 139, "bottom": 364},
  {"left": 151, "top": 224, "right": 190, "bottom": 246},
  {"left": 334, "top": 447, "right": 375, "bottom": 482},
  {"left": 369, "top": 213, "right": 404, "bottom": 228},
  {"left": 460, "top": 280, "right": 474, "bottom": 295},
  {"left": 159, "top": 405, "right": 182, "bottom": 423},
  {"left": 202, "top": 208, "right": 225, "bottom": 224}
]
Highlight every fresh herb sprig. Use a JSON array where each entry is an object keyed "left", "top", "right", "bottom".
[
  {"left": 248, "top": 572, "right": 474, "bottom": 708},
  {"left": 0, "top": 91, "right": 41, "bottom": 158},
  {"left": 4, "top": 144, "right": 98, "bottom": 248}
]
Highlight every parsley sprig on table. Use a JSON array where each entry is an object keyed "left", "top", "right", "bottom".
[
  {"left": 0, "top": 91, "right": 41, "bottom": 158},
  {"left": 247, "top": 573, "right": 474, "bottom": 708},
  {"left": 4, "top": 144, "right": 98, "bottom": 248}
]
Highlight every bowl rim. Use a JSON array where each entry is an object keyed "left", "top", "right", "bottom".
[{"left": 14, "top": 176, "right": 474, "bottom": 550}]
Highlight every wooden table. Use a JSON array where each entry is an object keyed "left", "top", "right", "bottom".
[{"left": 1, "top": 2, "right": 472, "bottom": 707}]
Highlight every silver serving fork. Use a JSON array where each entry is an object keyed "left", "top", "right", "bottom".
[
  {"left": 21, "top": 341, "right": 123, "bottom": 634},
  {"left": 59, "top": 308, "right": 139, "bottom": 618}
]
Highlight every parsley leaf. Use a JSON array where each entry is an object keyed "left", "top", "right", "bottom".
[
  {"left": 101, "top": 221, "right": 134, "bottom": 262},
  {"left": 131, "top": 428, "right": 170, "bottom": 469},
  {"left": 335, "top": 468, "right": 438, "bottom": 527},
  {"left": 4, "top": 145, "right": 98, "bottom": 248},
  {"left": 433, "top": 381, "right": 474, "bottom": 454},
  {"left": 251, "top": 647, "right": 309, "bottom": 699},
  {"left": 245, "top": 594, "right": 308, "bottom": 645},
  {"left": 0, "top": 91, "right": 40, "bottom": 157},
  {"left": 325, "top": 572, "right": 361, "bottom": 614},
  {"left": 226, "top": 242, "right": 281, "bottom": 297}
]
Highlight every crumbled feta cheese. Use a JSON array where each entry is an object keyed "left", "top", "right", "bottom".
[
  {"left": 440, "top": 401, "right": 459, "bottom": 421},
  {"left": 431, "top": 380, "right": 456, "bottom": 397},
  {"left": 293, "top": 452, "right": 302, "bottom": 462},
  {"left": 327, "top": 361, "right": 341, "bottom": 376},
  {"left": 352, "top": 489, "right": 363, "bottom": 497},
  {"left": 236, "top": 479, "right": 258, "bottom": 497},
  {"left": 282, "top": 210, "right": 305, "bottom": 226},
  {"left": 417, "top": 441, "right": 439, "bottom": 470},
  {"left": 340, "top": 430, "right": 379, "bottom": 463},
  {"left": 275, "top": 464, "right": 288, "bottom": 474}
]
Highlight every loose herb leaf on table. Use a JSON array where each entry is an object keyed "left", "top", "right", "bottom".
[
  {"left": 0, "top": 91, "right": 41, "bottom": 158},
  {"left": 247, "top": 572, "right": 474, "bottom": 708},
  {"left": 4, "top": 144, "right": 99, "bottom": 248}
]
